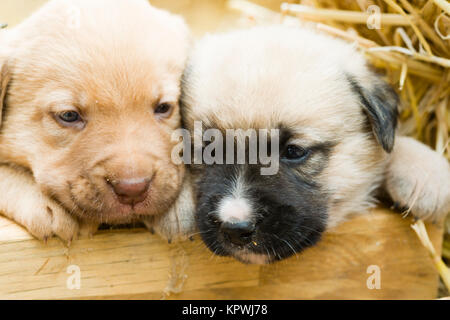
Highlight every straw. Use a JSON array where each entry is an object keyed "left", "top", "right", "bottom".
[
  {"left": 281, "top": 3, "right": 411, "bottom": 25},
  {"left": 433, "top": 0, "right": 450, "bottom": 15},
  {"left": 411, "top": 220, "right": 450, "bottom": 291}
]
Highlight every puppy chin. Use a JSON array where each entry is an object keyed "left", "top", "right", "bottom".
[
  {"left": 200, "top": 234, "right": 272, "bottom": 264},
  {"left": 66, "top": 189, "right": 179, "bottom": 224},
  {"left": 40, "top": 166, "right": 183, "bottom": 224},
  {"left": 205, "top": 232, "right": 307, "bottom": 265},
  {"left": 231, "top": 250, "right": 271, "bottom": 265}
]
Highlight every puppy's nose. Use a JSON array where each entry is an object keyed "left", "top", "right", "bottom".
[
  {"left": 220, "top": 221, "right": 255, "bottom": 246},
  {"left": 108, "top": 178, "right": 151, "bottom": 205}
]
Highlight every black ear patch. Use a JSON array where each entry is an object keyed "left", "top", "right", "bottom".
[{"left": 347, "top": 74, "right": 398, "bottom": 153}]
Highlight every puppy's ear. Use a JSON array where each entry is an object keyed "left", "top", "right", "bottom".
[
  {"left": 347, "top": 73, "right": 398, "bottom": 153},
  {"left": 0, "top": 60, "right": 11, "bottom": 128}
]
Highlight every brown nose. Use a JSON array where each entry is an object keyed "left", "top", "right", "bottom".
[{"left": 108, "top": 178, "right": 151, "bottom": 205}]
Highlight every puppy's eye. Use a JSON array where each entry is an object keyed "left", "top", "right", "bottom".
[
  {"left": 283, "top": 145, "right": 309, "bottom": 162},
  {"left": 54, "top": 110, "right": 84, "bottom": 129},
  {"left": 59, "top": 111, "right": 80, "bottom": 123},
  {"left": 154, "top": 103, "right": 173, "bottom": 117}
]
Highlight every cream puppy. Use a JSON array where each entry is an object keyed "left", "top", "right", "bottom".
[
  {"left": 0, "top": 0, "right": 194, "bottom": 242},
  {"left": 180, "top": 26, "right": 450, "bottom": 263}
]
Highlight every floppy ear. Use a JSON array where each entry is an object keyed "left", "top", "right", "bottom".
[
  {"left": 347, "top": 73, "right": 398, "bottom": 153},
  {"left": 0, "top": 59, "right": 11, "bottom": 128}
]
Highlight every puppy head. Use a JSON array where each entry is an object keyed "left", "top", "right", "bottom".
[
  {"left": 0, "top": 0, "right": 190, "bottom": 223},
  {"left": 182, "top": 26, "right": 397, "bottom": 264}
]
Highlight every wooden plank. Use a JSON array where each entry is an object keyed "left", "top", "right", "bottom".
[{"left": 0, "top": 208, "right": 443, "bottom": 299}]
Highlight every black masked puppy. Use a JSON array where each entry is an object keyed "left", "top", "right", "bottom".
[{"left": 180, "top": 26, "right": 450, "bottom": 264}]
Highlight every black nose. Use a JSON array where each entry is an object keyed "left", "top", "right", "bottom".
[{"left": 220, "top": 221, "right": 255, "bottom": 246}]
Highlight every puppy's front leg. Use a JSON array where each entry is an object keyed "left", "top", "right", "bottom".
[
  {"left": 143, "top": 173, "right": 196, "bottom": 242},
  {"left": 384, "top": 136, "right": 450, "bottom": 223},
  {"left": 0, "top": 164, "right": 83, "bottom": 242}
]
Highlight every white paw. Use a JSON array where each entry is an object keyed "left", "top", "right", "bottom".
[{"left": 385, "top": 137, "right": 450, "bottom": 222}]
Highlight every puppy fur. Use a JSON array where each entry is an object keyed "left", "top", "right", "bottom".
[
  {"left": 181, "top": 26, "right": 450, "bottom": 264},
  {"left": 0, "top": 0, "right": 192, "bottom": 241}
]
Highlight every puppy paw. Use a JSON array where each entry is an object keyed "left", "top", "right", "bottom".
[
  {"left": 384, "top": 136, "right": 450, "bottom": 223},
  {"left": 23, "top": 197, "right": 79, "bottom": 244},
  {"left": 0, "top": 165, "right": 79, "bottom": 244},
  {"left": 144, "top": 209, "right": 196, "bottom": 243},
  {"left": 142, "top": 175, "right": 196, "bottom": 242},
  {"left": 78, "top": 219, "right": 99, "bottom": 238},
  {"left": 27, "top": 200, "right": 98, "bottom": 242}
]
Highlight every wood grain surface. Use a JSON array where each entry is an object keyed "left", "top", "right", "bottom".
[{"left": 0, "top": 208, "right": 443, "bottom": 299}]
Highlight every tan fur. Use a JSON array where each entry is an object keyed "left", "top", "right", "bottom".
[
  {"left": 0, "top": 0, "right": 191, "bottom": 242},
  {"left": 182, "top": 25, "right": 449, "bottom": 230}
]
